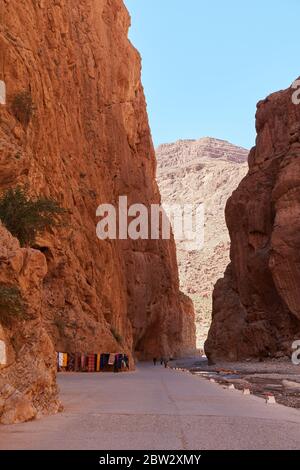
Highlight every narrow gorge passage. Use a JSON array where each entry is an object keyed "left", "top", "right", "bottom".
[{"left": 0, "top": 0, "right": 300, "bottom": 456}]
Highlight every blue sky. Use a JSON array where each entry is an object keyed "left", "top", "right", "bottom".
[{"left": 124, "top": 0, "right": 299, "bottom": 150}]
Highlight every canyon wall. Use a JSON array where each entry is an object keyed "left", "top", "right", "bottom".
[
  {"left": 0, "top": 0, "right": 195, "bottom": 423},
  {"left": 0, "top": 224, "right": 59, "bottom": 424},
  {"left": 156, "top": 138, "right": 248, "bottom": 348},
  {"left": 205, "top": 82, "right": 300, "bottom": 361}
]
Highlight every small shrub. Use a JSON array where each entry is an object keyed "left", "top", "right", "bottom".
[
  {"left": 0, "top": 284, "right": 25, "bottom": 326},
  {"left": 0, "top": 186, "right": 67, "bottom": 247},
  {"left": 11, "top": 91, "right": 35, "bottom": 126},
  {"left": 110, "top": 327, "right": 123, "bottom": 344}
]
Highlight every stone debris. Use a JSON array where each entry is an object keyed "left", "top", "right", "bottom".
[
  {"left": 176, "top": 358, "right": 300, "bottom": 410},
  {"left": 282, "top": 380, "right": 300, "bottom": 391},
  {"left": 0, "top": 0, "right": 197, "bottom": 424},
  {"left": 266, "top": 395, "right": 276, "bottom": 405}
]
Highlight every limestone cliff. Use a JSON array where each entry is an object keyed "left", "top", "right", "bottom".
[
  {"left": 0, "top": 0, "right": 195, "bottom": 423},
  {"left": 205, "top": 81, "right": 300, "bottom": 361}
]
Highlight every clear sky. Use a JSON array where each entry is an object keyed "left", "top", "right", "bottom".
[{"left": 124, "top": 0, "right": 300, "bottom": 150}]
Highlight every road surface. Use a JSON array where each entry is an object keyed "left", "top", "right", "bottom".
[{"left": 1, "top": 363, "right": 300, "bottom": 450}]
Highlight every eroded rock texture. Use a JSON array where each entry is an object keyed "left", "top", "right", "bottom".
[
  {"left": 0, "top": 225, "right": 60, "bottom": 424},
  {"left": 205, "top": 82, "right": 300, "bottom": 361},
  {"left": 0, "top": 0, "right": 195, "bottom": 422}
]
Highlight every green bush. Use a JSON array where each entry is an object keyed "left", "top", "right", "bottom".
[
  {"left": 0, "top": 284, "right": 25, "bottom": 326},
  {"left": 11, "top": 91, "right": 35, "bottom": 126},
  {"left": 0, "top": 187, "right": 66, "bottom": 247}
]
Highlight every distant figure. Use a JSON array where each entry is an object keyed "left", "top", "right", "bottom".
[
  {"left": 153, "top": 357, "right": 157, "bottom": 366},
  {"left": 164, "top": 358, "right": 169, "bottom": 368},
  {"left": 160, "top": 357, "right": 164, "bottom": 365}
]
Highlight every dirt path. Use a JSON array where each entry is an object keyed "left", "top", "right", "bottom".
[{"left": 1, "top": 363, "right": 300, "bottom": 450}]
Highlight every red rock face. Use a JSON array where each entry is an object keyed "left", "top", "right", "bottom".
[
  {"left": 0, "top": 225, "right": 60, "bottom": 424},
  {"left": 205, "top": 82, "right": 300, "bottom": 361},
  {"left": 0, "top": 0, "right": 195, "bottom": 421}
]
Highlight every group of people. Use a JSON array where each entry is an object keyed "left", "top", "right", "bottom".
[{"left": 153, "top": 357, "right": 169, "bottom": 368}]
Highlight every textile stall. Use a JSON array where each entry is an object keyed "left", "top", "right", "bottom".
[{"left": 57, "top": 352, "right": 129, "bottom": 373}]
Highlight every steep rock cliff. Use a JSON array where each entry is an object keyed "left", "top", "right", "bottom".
[
  {"left": 0, "top": 0, "right": 195, "bottom": 422},
  {"left": 0, "top": 224, "right": 59, "bottom": 424},
  {"left": 205, "top": 82, "right": 300, "bottom": 361}
]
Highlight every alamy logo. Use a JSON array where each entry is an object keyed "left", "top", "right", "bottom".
[
  {"left": 291, "top": 340, "right": 300, "bottom": 365},
  {"left": 0, "top": 80, "right": 5, "bottom": 105},
  {"left": 96, "top": 196, "right": 204, "bottom": 252},
  {"left": 291, "top": 79, "right": 300, "bottom": 105}
]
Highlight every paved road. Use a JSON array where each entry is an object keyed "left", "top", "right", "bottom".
[{"left": 1, "top": 363, "right": 300, "bottom": 450}]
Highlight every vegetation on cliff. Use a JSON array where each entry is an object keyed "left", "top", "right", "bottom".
[
  {"left": 0, "top": 284, "right": 25, "bottom": 326},
  {"left": 0, "top": 187, "right": 66, "bottom": 247}
]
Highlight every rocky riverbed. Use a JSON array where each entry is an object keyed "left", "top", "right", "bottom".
[{"left": 171, "top": 356, "right": 300, "bottom": 409}]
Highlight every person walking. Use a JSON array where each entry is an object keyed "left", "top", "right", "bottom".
[{"left": 153, "top": 357, "right": 157, "bottom": 366}]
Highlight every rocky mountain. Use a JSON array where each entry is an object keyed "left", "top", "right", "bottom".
[
  {"left": 0, "top": 0, "right": 195, "bottom": 423},
  {"left": 156, "top": 138, "right": 248, "bottom": 347},
  {"left": 205, "top": 81, "right": 300, "bottom": 361}
]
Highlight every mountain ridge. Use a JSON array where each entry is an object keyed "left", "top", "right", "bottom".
[{"left": 156, "top": 136, "right": 249, "bottom": 347}]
